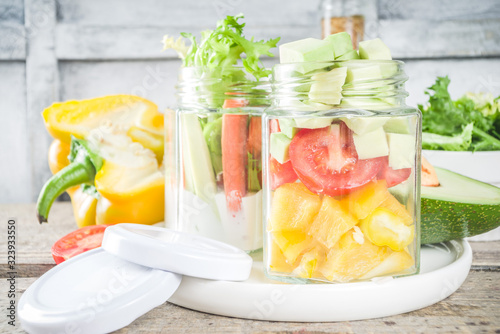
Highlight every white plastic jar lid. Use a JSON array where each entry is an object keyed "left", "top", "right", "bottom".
[
  {"left": 19, "top": 224, "right": 253, "bottom": 333},
  {"left": 101, "top": 224, "right": 253, "bottom": 281},
  {"left": 18, "top": 248, "right": 182, "bottom": 334}
]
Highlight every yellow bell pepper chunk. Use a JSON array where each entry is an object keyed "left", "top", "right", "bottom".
[
  {"left": 270, "top": 183, "right": 322, "bottom": 232},
  {"left": 292, "top": 246, "right": 326, "bottom": 279},
  {"left": 272, "top": 230, "right": 314, "bottom": 264},
  {"left": 360, "top": 250, "right": 415, "bottom": 280},
  {"left": 379, "top": 193, "right": 413, "bottom": 226},
  {"left": 359, "top": 207, "right": 414, "bottom": 251},
  {"left": 319, "top": 229, "right": 389, "bottom": 282},
  {"left": 268, "top": 240, "right": 295, "bottom": 274},
  {"left": 341, "top": 180, "right": 389, "bottom": 220},
  {"left": 309, "top": 195, "right": 358, "bottom": 249}
]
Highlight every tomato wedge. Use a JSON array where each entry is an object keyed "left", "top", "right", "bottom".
[
  {"left": 377, "top": 156, "right": 412, "bottom": 187},
  {"left": 51, "top": 225, "right": 109, "bottom": 264},
  {"left": 289, "top": 122, "right": 383, "bottom": 196},
  {"left": 270, "top": 157, "right": 298, "bottom": 190}
]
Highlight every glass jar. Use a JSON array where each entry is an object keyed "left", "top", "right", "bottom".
[
  {"left": 165, "top": 66, "right": 270, "bottom": 252},
  {"left": 320, "top": 0, "right": 364, "bottom": 47},
  {"left": 263, "top": 60, "right": 421, "bottom": 283}
]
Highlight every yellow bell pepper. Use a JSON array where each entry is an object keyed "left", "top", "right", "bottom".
[
  {"left": 43, "top": 95, "right": 165, "bottom": 163},
  {"left": 48, "top": 139, "right": 71, "bottom": 175},
  {"left": 67, "top": 186, "right": 99, "bottom": 228},
  {"left": 38, "top": 95, "right": 165, "bottom": 227}
]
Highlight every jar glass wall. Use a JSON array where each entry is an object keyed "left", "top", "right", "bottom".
[
  {"left": 263, "top": 61, "right": 421, "bottom": 283},
  {"left": 166, "top": 66, "right": 270, "bottom": 252}
]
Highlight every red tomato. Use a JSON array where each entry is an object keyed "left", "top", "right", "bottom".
[
  {"left": 289, "top": 122, "right": 383, "bottom": 196},
  {"left": 377, "top": 156, "right": 412, "bottom": 187},
  {"left": 270, "top": 157, "right": 298, "bottom": 190},
  {"left": 222, "top": 98, "right": 249, "bottom": 109},
  {"left": 51, "top": 225, "right": 109, "bottom": 264}
]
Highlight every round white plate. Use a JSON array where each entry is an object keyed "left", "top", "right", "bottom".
[{"left": 169, "top": 240, "right": 472, "bottom": 322}]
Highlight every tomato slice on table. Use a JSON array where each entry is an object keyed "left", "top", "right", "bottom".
[
  {"left": 51, "top": 225, "right": 110, "bottom": 264},
  {"left": 289, "top": 122, "right": 383, "bottom": 196},
  {"left": 270, "top": 157, "right": 298, "bottom": 190},
  {"left": 377, "top": 156, "right": 412, "bottom": 187}
]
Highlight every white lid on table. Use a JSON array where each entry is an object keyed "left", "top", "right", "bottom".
[
  {"left": 18, "top": 248, "right": 182, "bottom": 334},
  {"left": 101, "top": 224, "right": 253, "bottom": 281},
  {"left": 19, "top": 224, "right": 253, "bottom": 333}
]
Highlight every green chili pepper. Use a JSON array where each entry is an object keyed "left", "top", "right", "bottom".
[{"left": 36, "top": 136, "right": 103, "bottom": 224}]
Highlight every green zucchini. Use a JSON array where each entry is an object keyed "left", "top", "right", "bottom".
[{"left": 421, "top": 167, "right": 500, "bottom": 244}]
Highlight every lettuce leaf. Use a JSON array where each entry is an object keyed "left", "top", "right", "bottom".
[
  {"left": 164, "top": 14, "right": 279, "bottom": 81},
  {"left": 420, "top": 76, "right": 500, "bottom": 151},
  {"left": 422, "top": 123, "right": 473, "bottom": 151}
]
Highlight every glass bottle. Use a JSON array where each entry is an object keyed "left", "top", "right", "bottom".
[{"left": 321, "top": 0, "right": 364, "bottom": 48}]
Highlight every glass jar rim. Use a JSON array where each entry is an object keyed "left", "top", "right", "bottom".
[
  {"left": 178, "top": 66, "right": 271, "bottom": 81},
  {"left": 271, "top": 59, "right": 409, "bottom": 111},
  {"left": 273, "top": 59, "right": 405, "bottom": 73}
]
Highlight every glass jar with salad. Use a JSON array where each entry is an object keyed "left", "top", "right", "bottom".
[
  {"left": 263, "top": 36, "right": 421, "bottom": 283},
  {"left": 163, "top": 15, "right": 280, "bottom": 252}
]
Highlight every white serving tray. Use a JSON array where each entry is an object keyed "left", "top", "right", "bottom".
[{"left": 169, "top": 240, "right": 472, "bottom": 322}]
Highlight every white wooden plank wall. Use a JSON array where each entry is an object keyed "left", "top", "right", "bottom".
[{"left": 1, "top": 0, "right": 499, "bottom": 203}]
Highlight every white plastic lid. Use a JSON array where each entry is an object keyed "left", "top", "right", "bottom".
[
  {"left": 18, "top": 248, "right": 182, "bottom": 334},
  {"left": 101, "top": 224, "right": 253, "bottom": 281}
]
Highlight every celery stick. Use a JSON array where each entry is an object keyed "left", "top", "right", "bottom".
[{"left": 182, "top": 114, "right": 218, "bottom": 213}]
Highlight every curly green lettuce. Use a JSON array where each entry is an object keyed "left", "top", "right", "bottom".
[
  {"left": 419, "top": 76, "right": 500, "bottom": 151},
  {"left": 163, "top": 14, "right": 279, "bottom": 81}
]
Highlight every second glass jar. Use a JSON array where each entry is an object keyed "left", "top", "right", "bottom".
[{"left": 263, "top": 60, "right": 421, "bottom": 283}]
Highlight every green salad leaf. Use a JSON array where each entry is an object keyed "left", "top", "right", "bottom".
[
  {"left": 422, "top": 123, "right": 473, "bottom": 151},
  {"left": 419, "top": 76, "right": 500, "bottom": 151},
  {"left": 164, "top": 14, "right": 279, "bottom": 81}
]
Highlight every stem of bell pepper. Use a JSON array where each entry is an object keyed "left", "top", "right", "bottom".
[{"left": 37, "top": 136, "right": 102, "bottom": 224}]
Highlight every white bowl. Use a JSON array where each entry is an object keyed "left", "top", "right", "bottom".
[{"left": 423, "top": 150, "right": 500, "bottom": 241}]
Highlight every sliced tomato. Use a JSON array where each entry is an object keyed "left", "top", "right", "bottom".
[
  {"left": 51, "top": 225, "right": 109, "bottom": 264},
  {"left": 222, "top": 98, "right": 249, "bottom": 109},
  {"left": 377, "top": 156, "right": 412, "bottom": 187},
  {"left": 270, "top": 157, "right": 298, "bottom": 190},
  {"left": 289, "top": 122, "right": 383, "bottom": 196}
]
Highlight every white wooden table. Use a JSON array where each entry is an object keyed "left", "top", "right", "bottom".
[{"left": 0, "top": 203, "right": 499, "bottom": 333}]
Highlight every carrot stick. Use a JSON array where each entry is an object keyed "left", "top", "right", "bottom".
[
  {"left": 270, "top": 119, "right": 281, "bottom": 133},
  {"left": 247, "top": 116, "right": 262, "bottom": 157},
  {"left": 222, "top": 114, "right": 249, "bottom": 213},
  {"left": 223, "top": 99, "right": 249, "bottom": 109}
]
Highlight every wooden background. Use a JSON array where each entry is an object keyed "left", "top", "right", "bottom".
[{"left": 1, "top": 0, "right": 500, "bottom": 203}]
